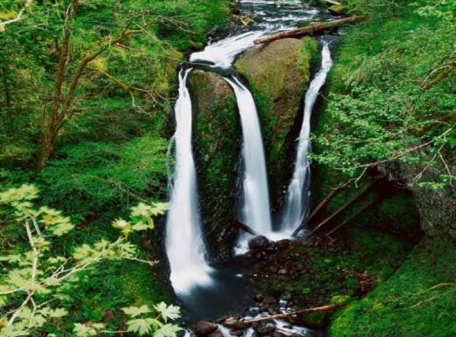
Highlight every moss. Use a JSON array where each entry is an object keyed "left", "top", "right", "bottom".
[
  {"left": 120, "top": 261, "right": 171, "bottom": 307},
  {"left": 189, "top": 71, "right": 241, "bottom": 258},
  {"left": 235, "top": 38, "right": 318, "bottom": 205},
  {"left": 330, "top": 239, "right": 456, "bottom": 337}
]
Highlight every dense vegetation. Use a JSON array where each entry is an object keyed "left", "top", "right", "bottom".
[
  {"left": 1, "top": 0, "right": 455, "bottom": 336},
  {"left": 1, "top": 0, "right": 231, "bottom": 334},
  {"left": 310, "top": 0, "right": 456, "bottom": 335}
]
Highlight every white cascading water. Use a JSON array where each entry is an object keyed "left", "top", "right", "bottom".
[
  {"left": 166, "top": 0, "right": 332, "bottom": 297},
  {"left": 166, "top": 69, "right": 213, "bottom": 296},
  {"left": 280, "top": 42, "right": 333, "bottom": 234},
  {"left": 226, "top": 76, "right": 273, "bottom": 236}
]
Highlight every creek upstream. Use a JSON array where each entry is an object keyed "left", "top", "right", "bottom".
[{"left": 166, "top": 0, "right": 333, "bottom": 335}]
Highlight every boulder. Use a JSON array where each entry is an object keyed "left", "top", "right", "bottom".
[
  {"left": 222, "top": 317, "right": 249, "bottom": 330},
  {"left": 248, "top": 236, "right": 271, "bottom": 250},
  {"left": 328, "top": 5, "right": 348, "bottom": 15},
  {"left": 189, "top": 71, "right": 241, "bottom": 259},
  {"left": 235, "top": 38, "right": 318, "bottom": 207},
  {"left": 254, "top": 323, "right": 276, "bottom": 335},
  {"left": 208, "top": 330, "right": 223, "bottom": 337},
  {"left": 193, "top": 321, "right": 218, "bottom": 336}
]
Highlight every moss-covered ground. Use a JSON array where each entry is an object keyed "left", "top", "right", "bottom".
[{"left": 330, "top": 239, "right": 456, "bottom": 337}]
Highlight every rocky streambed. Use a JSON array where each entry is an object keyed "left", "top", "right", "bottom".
[{"left": 181, "top": 213, "right": 419, "bottom": 336}]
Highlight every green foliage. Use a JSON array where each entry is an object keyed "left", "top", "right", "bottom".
[
  {"left": 1, "top": 0, "right": 231, "bottom": 332},
  {"left": 0, "top": 185, "right": 175, "bottom": 336},
  {"left": 330, "top": 239, "right": 456, "bottom": 336},
  {"left": 312, "top": 0, "right": 456, "bottom": 186}
]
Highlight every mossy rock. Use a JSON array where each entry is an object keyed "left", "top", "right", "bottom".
[
  {"left": 189, "top": 71, "right": 241, "bottom": 259},
  {"left": 328, "top": 5, "right": 348, "bottom": 15},
  {"left": 235, "top": 37, "right": 318, "bottom": 207},
  {"left": 298, "top": 311, "right": 330, "bottom": 330}
]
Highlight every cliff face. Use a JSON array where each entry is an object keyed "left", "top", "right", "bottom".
[
  {"left": 396, "top": 152, "right": 456, "bottom": 239},
  {"left": 235, "top": 37, "right": 318, "bottom": 208},
  {"left": 188, "top": 70, "right": 240, "bottom": 259},
  {"left": 188, "top": 38, "right": 318, "bottom": 258}
]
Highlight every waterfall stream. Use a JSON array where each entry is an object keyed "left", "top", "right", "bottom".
[
  {"left": 280, "top": 43, "right": 333, "bottom": 234},
  {"left": 165, "top": 0, "right": 332, "bottom": 322},
  {"left": 166, "top": 69, "right": 213, "bottom": 296},
  {"left": 226, "top": 76, "right": 272, "bottom": 237}
]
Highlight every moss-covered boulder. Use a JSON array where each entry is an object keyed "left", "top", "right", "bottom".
[
  {"left": 328, "top": 5, "right": 348, "bottom": 15},
  {"left": 188, "top": 70, "right": 241, "bottom": 259},
  {"left": 235, "top": 37, "right": 318, "bottom": 208}
]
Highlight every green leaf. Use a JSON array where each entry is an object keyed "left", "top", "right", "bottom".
[
  {"left": 122, "top": 305, "right": 151, "bottom": 317},
  {"left": 154, "top": 324, "right": 182, "bottom": 337},
  {"left": 48, "top": 308, "right": 68, "bottom": 318},
  {"left": 127, "top": 318, "right": 152, "bottom": 336},
  {"left": 154, "top": 302, "right": 181, "bottom": 322},
  {"left": 151, "top": 202, "right": 169, "bottom": 215},
  {"left": 132, "top": 222, "right": 149, "bottom": 231}
]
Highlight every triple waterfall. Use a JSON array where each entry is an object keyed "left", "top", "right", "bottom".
[{"left": 165, "top": 0, "right": 333, "bottom": 296}]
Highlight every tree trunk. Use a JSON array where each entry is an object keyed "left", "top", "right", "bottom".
[
  {"left": 254, "top": 16, "right": 365, "bottom": 45},
  {"left": 326, "top": 194, "right": 380, "bottom": 236},
  {"left": 291, "top": 182, "right": 348, "bottom": 237},
  {"left": 307, "top": 175, "right": 383, "bottom": 238},
  {"left": 233, "top": 220, "right": 260, "bottom": 236},
  {"left": 38, "top": 133, "right": 55, "bottom": 172}
]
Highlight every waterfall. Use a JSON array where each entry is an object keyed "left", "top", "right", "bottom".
[
  {"left": 226, "top": 76, "right": 273, "bottom": 236},
  {"left": 166, "top": 68, "right": 213, "bottom": 296},
  {"left": 280, "top": 42, "right": 333, "bottom": 233}
]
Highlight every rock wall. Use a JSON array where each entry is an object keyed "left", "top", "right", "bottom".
[
  {"left": 396, "top": 151, "right": 456, "bottom": 238},
  {"left": 188, "top": 38, "right": 318, "bottom": 258},
  {"left": 188, "top": 70, "right": 241, "bottom": 259},
  {"left": 235, "top": 37, "right": 318, "bottom": 209}
]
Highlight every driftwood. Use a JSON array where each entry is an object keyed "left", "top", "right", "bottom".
[
  {"left": 254, "top": 16, "right": 365, "bottom": 45},
  {"left": 306, "top": 175, "right": 383, "bottom": 238},
  {"left": 243, "top": 305, "right": 339, "bottom": 324},
  {"left": 233, "top": 220, "right": 259, "bottom": 236},
  {"left": 291, "top": 182, "right": 349, "bottom": 237}
]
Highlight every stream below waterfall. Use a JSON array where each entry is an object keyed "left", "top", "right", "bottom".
[{"left": 166, "top": 0, "right": 335, "bottom": 335}]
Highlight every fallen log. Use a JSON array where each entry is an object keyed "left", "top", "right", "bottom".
[
  {"left": 326, "top": 194, "right": 380, "bottom": 237},
  {"left": 291, "top": 181, "right": 349, "bottom": 237},
  {"left": 320, "top": 0, "right": 342, "bottom": 5},
  {"left": 233, "top": 220, "right": 259, "bottom": 236},
  {"left": 243, "top": 305, "right": 339, "bottom": 324},
  {"left": 306, "top": 175, "right": 383, "bottom": 238},
  {"left": 416, "top": 111, "right": 456, "bottom": 135},
  {"left": 254, "top": 16, "right": 365, "bottom": 45}
]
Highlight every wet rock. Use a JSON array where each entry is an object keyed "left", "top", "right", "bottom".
[
  {"left": 193, "top": 321, "right": 218, "bottom": 336},
  {"left": 249, "top": 236, "right": 270, "bottom": 250},
  {"left": 263, "top": 295, "right": 276, "bottom": 305},
  {"left": 223, "top": 317, "right": 249, "bottom": 330},
  {"left": 276, "top": 239, "right": 291, "bottom": 250},
  {"left": 328, "top": 5, "right": 348, "bottom": 15},
  {"left": 254, "top": 323, "right": 276, "bottom": 335},
  {"left": 208, "top": 331, "right": 223, "bottom": 337},
  {"left": 272, "top": 331, "right": 287, "bottom": 337},
  {"left": 281, "top": 293, "right": 293, "bottom": 301},
  {"left": 254, "top": 293, "right": 264, "bottom": 303},
  {"left": 215, "top": 315, "right": 231, "bottom": 324}
]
